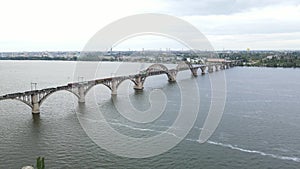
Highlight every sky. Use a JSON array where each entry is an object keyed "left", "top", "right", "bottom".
[{"left": 0, "top": 0, "right": 299, "bottom": 51}]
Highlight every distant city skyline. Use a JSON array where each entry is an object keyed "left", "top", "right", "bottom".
[{"left": 0, "top": 0, "right": 300, "bottom": 52}]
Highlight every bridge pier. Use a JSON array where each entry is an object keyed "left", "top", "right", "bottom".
[
  {"left": 224, "top": 63, "right": 229, "bottom": 69},
  {"left": 31, "top": 94, "right": 40, "bottom": 114},
  {"left": 220, "top": 64, "right": 225, "bottom": 70},
  {"left": 133, "top": 76, "right": 144, "bottom": 90},
  {"left": 228, "top": 63, "right": 232, "bottom": 68},
  {"left": 78, "top": 85, "right": 85, "bottom": 103},
  {"left": 215, "top": 65, "right": 219, "bottom": 71},
  {"left": 200, "top": 66, "right": 206, "bottom": 75},
  {"left": 111, "top": 79, "right": 118, "bottom": 95},
  {"left": 231, "top": 62, "right": 235, "bottom": 67},
  {"left": 208, "top": 66, "right": 213, "bottom": 73},
  {"left": 168, "top": 70, "right": 177, "bottom": 82},
  {"left": 191, "top": 68, "right": 198, "bottom": 76}
]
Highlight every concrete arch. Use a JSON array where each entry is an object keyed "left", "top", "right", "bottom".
[
  {"left": 198, "top": 58, "right": 205, "bottom": 65},
  {"left": 115, "top": 78, "right": 138, "bottom": 89},
  {"left": 0, "top": 98, "right": 33, "bottom": 109},
  {"left": 84, "top": 83, "right": 114, "bottom": 97},
  {"left": 146, "top": 63, "right": 169, "bottom": 73},
  {"left": 112, "top": 78, "right": 132, "bottom": 88},
  {"left": 39, "top": 89, "right": 80, "bottom": 105},
  {"left": 176, "top": 61, "right": 199, "bottom": 76},
  {"left": 129, "top": 79, "right": 139, "bottom": 86},
  {"left": 146, "top": 63, "right": 173, "bottom": 80},
  {"left": 176, "top": 62, "right": 190, "bottom": 71}
]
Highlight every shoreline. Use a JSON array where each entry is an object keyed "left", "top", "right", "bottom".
[{"left": 1, "top": 59, "right": 300, "bottom": 69}]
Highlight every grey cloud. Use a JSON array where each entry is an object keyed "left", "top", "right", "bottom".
[
  {"left": 205, "top": 20, "right": 300, "bottom": 35},
  {"left": 161, "top": 0, "right": 300, "bottom": 16}
]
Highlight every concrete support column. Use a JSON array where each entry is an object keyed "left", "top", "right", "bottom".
[
  {"left": 168, "top": 71, "right": 177, "bottom": 82},
  {"left": 78, "top": 85, "right": 85, "bottom": 103},
  {"left": 208, "top": 66, "right": 213, "bottom": 73},
  {"left": 215, "top": 65, "right": 219, "bottom": 71},
  {"left": 191, "top": 68, "right": 198, "bottom": 77},
  {"left": 111, "top": 79, "right": 117, "bottom": 95},
  {"left": 133, "top": 76, "right": 144, "bottom": 90},
  {"left": 31, "top": 94, "right": 40, "bottom": 114},
  {"left": 220, "top": 64, "right": 224, "bottom": 70},
  {"left": 200, "top": 66, "right": 206, "bottom": 75}
]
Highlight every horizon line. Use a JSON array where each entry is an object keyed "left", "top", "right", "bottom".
[{"left": 1, "top": 49, "right": 300, "bottom": 53}]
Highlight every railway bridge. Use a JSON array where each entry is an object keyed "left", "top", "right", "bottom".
[{"left": 0, "top": 61, "right": 236, "bottom": 114}]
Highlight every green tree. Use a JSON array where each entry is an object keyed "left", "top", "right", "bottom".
[{"left": 36, "top": 157, "right": 45, "bottom": 169}]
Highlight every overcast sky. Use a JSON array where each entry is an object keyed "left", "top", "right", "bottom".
[{"left": 0, "top": 0, "right": 299, "bottom": 51}]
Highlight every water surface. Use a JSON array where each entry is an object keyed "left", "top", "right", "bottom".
[{"left": 0, "top": 61, "right": 299, "bottom": 168}]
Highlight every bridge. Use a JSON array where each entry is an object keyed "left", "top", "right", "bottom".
[{"left": 0, "top": 61, "right": 237, "bottom": 114}]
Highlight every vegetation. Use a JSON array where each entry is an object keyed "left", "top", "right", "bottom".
[
  {"left": 36, "top": 157, "right": 45, "bottom": 169},
  {"left": 1, "top": 50, "right": 300, "bottom": 68},
  {"left": 0, "top": 56, "right": 77, "bottom": 61},
  {"left": 219, "top": 51, "right": 300, "bottom": 68},
  {"left": 21, "top": 157, "right": 45, "bottom": 169}
]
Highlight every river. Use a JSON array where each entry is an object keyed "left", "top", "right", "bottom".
[{"left": 0, "top": 60, "right": 299, "bottom": 168}]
